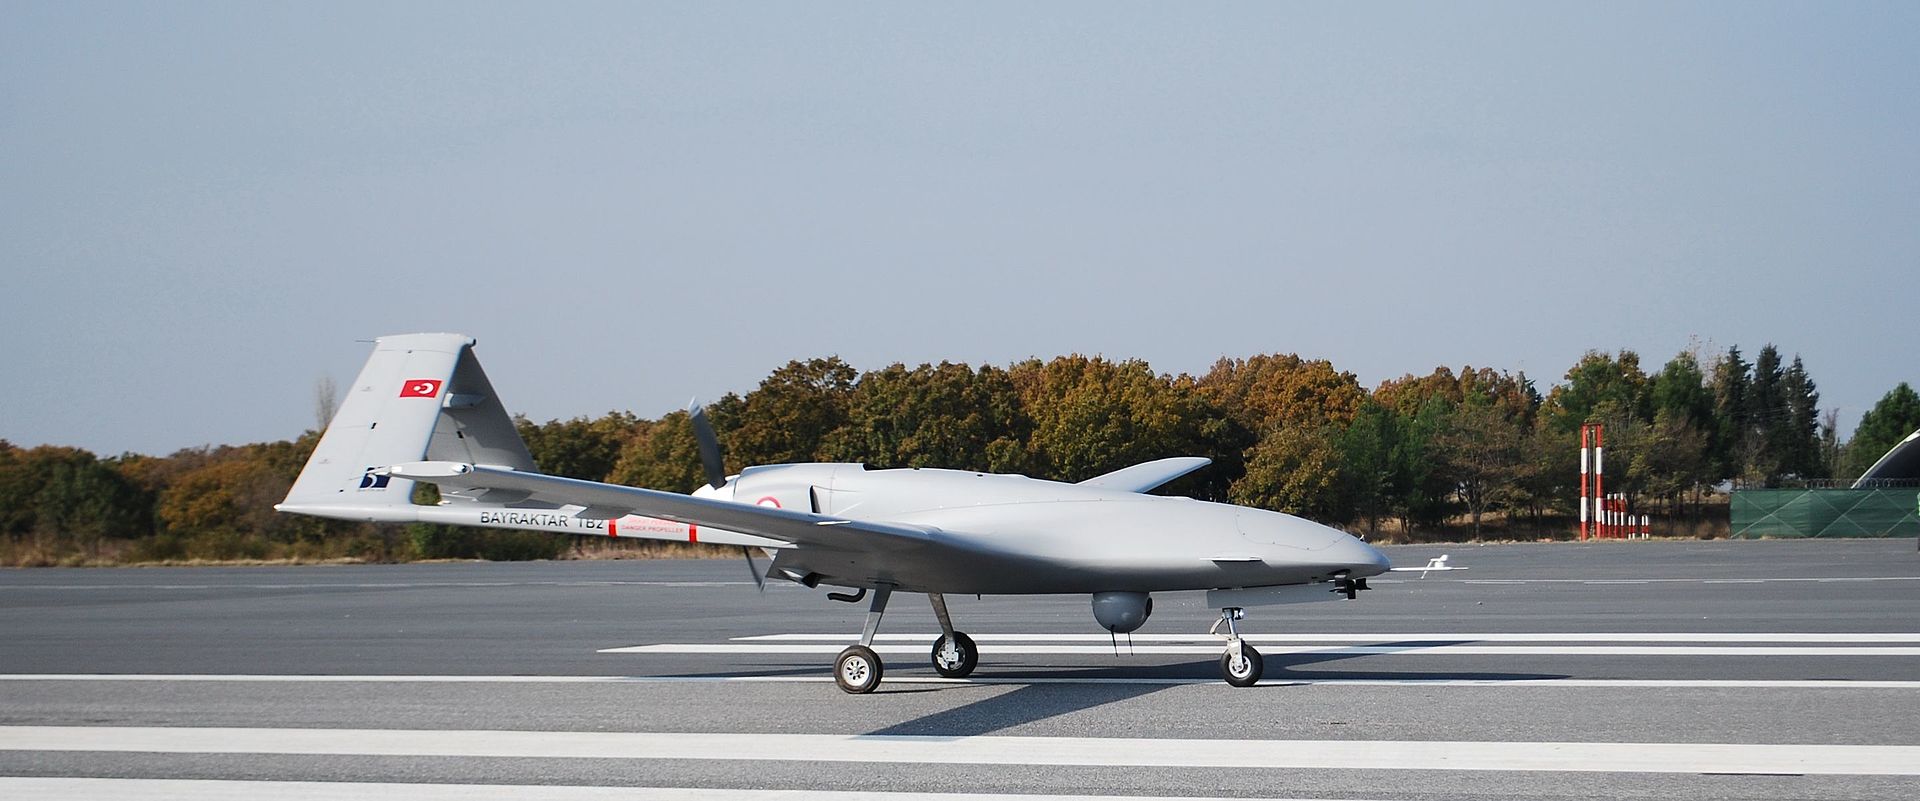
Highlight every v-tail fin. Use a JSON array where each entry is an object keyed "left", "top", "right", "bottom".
[{"left": 277, "top": 333, "right": 535, "bottom": 523}]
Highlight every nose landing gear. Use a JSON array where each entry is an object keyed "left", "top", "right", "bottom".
[{"left": 1210, "top": 607, "right": 1264, "bottom": 687}]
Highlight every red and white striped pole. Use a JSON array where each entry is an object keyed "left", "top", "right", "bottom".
[
  {"left": 1578, "top": 426, "right": 1590, "bottom": 541},
  {"left": 1593, "top": 426, "right": 1605, "bottom": 539}
]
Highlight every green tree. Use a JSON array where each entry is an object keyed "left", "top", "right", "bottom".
[
  {"left": 1777, "top": 356, "right": 1823, "bottom": 480},
  {"left": 1545, "top": 350, "right": 1650, "bottom": 434},
  {"left": 824, "top": 362, "right": 1031, "bottom": 473},
  {"left": 1710, "top": 346, "right": 1751, "bottom": 478},
  {"left": 0, "top": 445, "right": 152, "bottom": 554},
  {"left": 728, "top": 357, "right": 858, "bottom": 466},
  {"left": 1629, "top": 409, "right": 1713, "bottom": 513},
  {"left": 1845, "top": 383, "right": 1920, "bottom": 478},
  {"left": 516, "top": 412, "right": 643, "bottom": 481},
  {"left": 1433, "top": 395, "right": 1527, "bottom": 538},
  {"left": 1650, "top": 351, "right": 1714, "bottom": 431},
  {"left": 1336, "top": 402, "right": 1414, "bottom": 537}
]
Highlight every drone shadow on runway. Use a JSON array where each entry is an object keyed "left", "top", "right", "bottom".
[
  {"left": 863, "top": 643, "right": 1566, "bottom": 737},
  {"left": 647, "top": 640, "right": 1566, "bottom": 737}
]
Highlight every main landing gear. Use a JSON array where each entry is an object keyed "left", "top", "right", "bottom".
[
  {"left": 832, "top": 585, "right": 978, "bottom": 694},
  {"left": 1210, "top": 607, "right": 1263, "bottom": 687}
]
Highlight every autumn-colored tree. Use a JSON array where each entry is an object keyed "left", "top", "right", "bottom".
[
  {"left": 1195, "top": 354, "right": 1366, "bottom": 433},
  {"left": 1230, "top": 426, "right": 1349, "bottom": 523},
  {"left": 1014, "top": 356, "right": 1212, "bottom": 482},
  {"left": 608, "top": 408, "right": 717, "bottom": 493},
  {"left": 1373, "top": 368, "right": 1466, "bottom": 418}
]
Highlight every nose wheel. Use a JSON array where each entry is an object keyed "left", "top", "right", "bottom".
[
  {"left": 1211, "top": 607, "right": 1264, "bottom": 687},
  {"left": 1220, "top": 643, "right": 1264, "bottom": 687}
]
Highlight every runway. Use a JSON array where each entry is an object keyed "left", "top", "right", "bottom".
[{"left": 3, "top": 538, "right": 1918, "bottom": 799}]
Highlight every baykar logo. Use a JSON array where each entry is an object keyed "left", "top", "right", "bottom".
[
  {"left": 358, "top": 467, "right": 390, "bottom": 490},
  {"left": 399, "top": 379, "right": 442, "bottom": 398}
]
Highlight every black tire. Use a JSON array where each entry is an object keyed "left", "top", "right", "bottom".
[
  {"left": 930, "top": 632, "right": 979, "bottom": 679},
  {"left": 1219, "top": 643, "right": 1263, "bottom": 687},
  {"left": 835, "top": 645, "right": 884, "bottom": 694}
]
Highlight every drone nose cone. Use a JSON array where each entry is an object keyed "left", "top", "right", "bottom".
[{"left": 1326, "top": 533, "right": 1391, "bottom": 578}]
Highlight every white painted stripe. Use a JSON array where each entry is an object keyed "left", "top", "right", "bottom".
[
  {"left": 5, "top": 576, "right": 1909, "bottom": 592},
  {"left": 603, "top": 643, "right": 1920, "bottom": 656},
  {"left": 2, "top": 726, "right": 1913, "bottom": 775},
  {"left": 0, "top": 778, "right": 1370, "bottom": 801},
  {"left": 4, "top": 576, "right": 1911, "bottom": 591},
  {"left": 0, "top": 580, "right": 768, "bottom": 591},
  {"left": 1456, "top": 576, "right": 1920, "bottom": 584},
  {"left": 737, "top": 632, "right": 1920, "bottom": 643},
  {"left": 2, "top": 674, "right": 1916, "bottom": 689}
]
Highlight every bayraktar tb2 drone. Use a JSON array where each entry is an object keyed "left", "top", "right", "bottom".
[{"left": 280, "top": 334, "right": 1441, "bottom": 693}]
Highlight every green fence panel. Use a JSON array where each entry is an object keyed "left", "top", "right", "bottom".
[{"left": 1730, "top": 489, "right": 1920, "bottom": 538}]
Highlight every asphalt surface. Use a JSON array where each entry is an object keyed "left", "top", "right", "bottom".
[{"left": 3, "top": 538, "right": 1919, "bottom": 800}]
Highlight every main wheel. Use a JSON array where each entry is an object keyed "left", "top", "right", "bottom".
[
  {"left": 835, "top": 645, "right": 884, "bottom": 694},
  {"left": 930, "top": 632, "right": 979, "bottom": 678},
  {"left": 1219, "top": 643, "right": 1263, "bottom": 687}
]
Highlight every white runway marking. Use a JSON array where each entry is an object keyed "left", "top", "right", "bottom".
[
  {"left": 0, "top": 580, "right": 766, "bottom": 591},
  {"left": 3, "top": 726, "right": 1915, "bottom": 775},
  {"left": 603, "top": 643, "right": 1920, "bottom": 657},
  {"left": 3, "top": 674, "right": 1918, "bottom": 689},
  {"left": 0, "top": 778, "right": 1373, "bottom": 801},
  {"left": 1459, "top": 575, "right": 1920, "bottom": 584},
  {"left": 738, "top": 632, "right": 1920, "bottom": 643},
  {"left": 4, "top": 575, "right": 1911, "bottom": 591}
]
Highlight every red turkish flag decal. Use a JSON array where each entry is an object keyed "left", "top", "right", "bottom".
[{"left": 399, "top": 379, "right": 443, "bottom": 398}]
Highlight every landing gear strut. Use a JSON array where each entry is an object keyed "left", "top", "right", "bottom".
[
  {"left": 831, "top": 586, "right": 980, "bottom": 693},
  {"left": 834, "top": 584, "right": 891, "bottom": 694},
  {"left": 928, "top": 593, "right": 978, "bottom": 679},
  {"left": 1210, "top": 607, "right": 1264, "bottom": 687}
]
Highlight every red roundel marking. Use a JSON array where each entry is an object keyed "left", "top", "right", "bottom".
[
  {"left": 399, "top": 379, "right": 443, "bottom": 398},
  {"left": 756, "top": 496, "right": 782, "bottom": 508}
]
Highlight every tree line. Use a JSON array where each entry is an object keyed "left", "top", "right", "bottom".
[{"left": 4, "top": 344, "right": 1917, "bottom": 565}]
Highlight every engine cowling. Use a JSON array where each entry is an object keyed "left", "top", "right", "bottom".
[{"left": 1091, "top": 591, "right": 1153, "bottom": 634}]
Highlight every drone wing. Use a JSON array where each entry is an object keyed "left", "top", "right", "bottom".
[{"left": 385, "top": 461, "right": 938, "bottom": 553}]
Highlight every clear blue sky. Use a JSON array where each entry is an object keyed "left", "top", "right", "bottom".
[{"left": 3, "top": 2, "right": 1914, "bottom": 456}]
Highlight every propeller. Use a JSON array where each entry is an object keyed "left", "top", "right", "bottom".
[
  {"left": 688, "top": 401, "right": 764, "bottom": 592},
  {"left": 689, "top": 402, "right": 727, "bottom": 491}
]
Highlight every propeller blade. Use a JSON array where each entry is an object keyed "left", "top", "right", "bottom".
[{"left": 689, "top": 403, "right": 728, "bottom": 490}]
